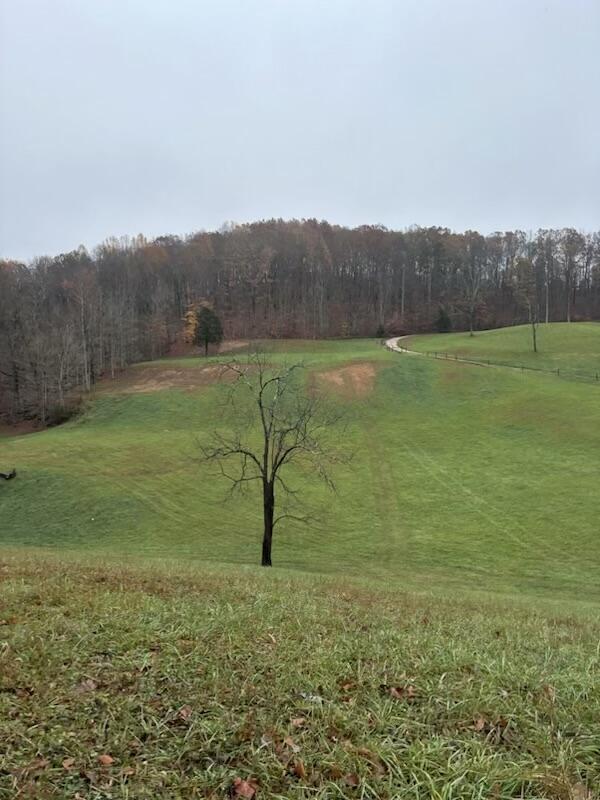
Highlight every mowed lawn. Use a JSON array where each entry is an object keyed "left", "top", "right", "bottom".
[
  {"left": 407, "top": 321, "right": 600, "bottom": 378},
  {"left": 1, "top": 553, "right": 599, "bottom": 799},
  {"left": 1, "top": 329, "right": 599, "bottom": 602}
]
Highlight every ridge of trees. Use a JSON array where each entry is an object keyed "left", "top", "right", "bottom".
[{"left": 1, "top": 220, "right": 598, "bottom": 424}]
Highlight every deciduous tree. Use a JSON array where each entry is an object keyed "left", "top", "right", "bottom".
[{"left": 200, "top": 353, "right": 346, "bottom": 566}]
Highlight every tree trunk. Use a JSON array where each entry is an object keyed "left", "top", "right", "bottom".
[
  {"left": 400, "top": 265, "right": 406, "bottom": 322},
  {"left": 262, "top": 480, "right": 274, "bottom": 566},
  {"left": 204, "top": 339, "right": 208, "bottom": 356},
  {"left": 529, "top": 303, "right": 537, "bottom": 353}
]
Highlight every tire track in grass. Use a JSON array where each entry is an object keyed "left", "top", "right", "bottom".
[
  {"left": 364, "top": 419, "right": 407, "bottom": 563},
  {"left": 397, "top": 435, "right": 553, "bottom": 560}
]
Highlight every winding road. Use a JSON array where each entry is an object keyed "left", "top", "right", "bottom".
[{"left": 385, "top": 336, "right": 417, "bottom": 355}]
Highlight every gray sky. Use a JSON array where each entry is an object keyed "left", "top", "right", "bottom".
[{"left": 1, "top": 0, "right": 599, "bottom": 261}]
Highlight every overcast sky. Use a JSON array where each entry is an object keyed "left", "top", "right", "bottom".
[{"left": 1, "top": 0, "right": 599, "bottom": 261}]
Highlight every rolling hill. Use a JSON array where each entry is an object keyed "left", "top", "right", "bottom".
[{"left": 1, "top": 324, "right": 599, "bottom": 603}]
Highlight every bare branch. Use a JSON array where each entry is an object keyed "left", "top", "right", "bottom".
[{"left": 197, "top": 350, "right": 350, "bottom": 566}]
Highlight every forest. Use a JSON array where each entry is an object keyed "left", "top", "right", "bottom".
[{"left": 1, "top": 220, "right": 598, "bottom": 424}]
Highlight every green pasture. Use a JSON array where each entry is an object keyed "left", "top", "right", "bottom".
[{"left": 1, "top": 326, "right": 599, "bottom": 603}]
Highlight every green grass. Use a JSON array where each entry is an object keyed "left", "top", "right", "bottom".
[
  {"left": 2, "top": 327, "right": 600, "bottom": 797},
  {"left": 1, "top": 330, "right": 599, "bottom": 602},
  {"left": 407, "top": 322, "right": 600, "bottom": 378},
  {"left": 1, "top": 552, "right": 599, "bottom": 799}
]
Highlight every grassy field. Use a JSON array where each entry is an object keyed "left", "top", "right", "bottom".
[
  {"left": 406, "top": 322, "right": 600, "bottom": 378},
  {"left": 1, "top": 324, "right": 600, "bottom": 797},
  {"left": 1, "top": 327, "right": 600, "bottom": 601},
  {"left": 1, "top": 552, "right": 599, "bottom": 799}
]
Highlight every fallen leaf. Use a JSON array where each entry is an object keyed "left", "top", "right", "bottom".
[
  {"left": 543, "top": 684, "right": 556, "bottom": 702},
  {"left": 62, "top": 757, "right": 75, "bottom": 770},
  {"left": 387, "top": 684, "right": 417, "bottom": 701},
  {"left": 326, "top": 765, "right": 343, "bottom": 780},
  {"left": 473, "top": 716, "right": 486, "bottom": 732},
  {"left": 291, "top": 716, "right": 306, "bottom": 728},
  {"left": 344, "top": 772, "right": 360, "bottom": 787},
  {"left": 293, "top": 759, "right": 306, "bottom": 780},
  {"left": 232, "top": 777, "right": 257, "bottom": 798},
  {"left": 283, "top": 736, "right": 300, "bottom": 753},
  {"left": 121, "top": 766, "right": 135, "bottom": 776},
  {"left": 356, "top": 746, "right": 376, "bottom": 760},
  {"left": 355, "top": 747, "right": 386, "bottom": 777},
  {"left": 266, "top": 633, "right": 277, "bottom": 644},
  {"left": 178, "top": 704, "right": 193, "bottom": 721},
  {"left": 98, "top": 754, "right": 114, "bottom": 766},
  {"left": 29, "top": 757, "right": 49, "bottom": 771}
]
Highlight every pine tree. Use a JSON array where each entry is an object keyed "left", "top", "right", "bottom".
[
  {"left": 434, "top": 306, "right": 452, "bottom": 333},
  {"left": 194, "top": 304, "right": 223, "bottom": 356}
]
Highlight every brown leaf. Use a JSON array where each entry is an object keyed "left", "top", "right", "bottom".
[
  {"left": 98, "top": 754, "right": 114, "bottom": 766},
  {"left": 232, "top": 777, "right": 257, "bottom": 798},
  {"left": 344, "top": 772, "right": 360, "bottom": 787},
  {"left": 283, "top": 736, "right": 300, "bottom": 754},
  {"left": 121, "top": 766, "right": 135, "bottom": 777},
  {"left": 178, "top": 704, "right": 193, "bottom": 721},
  {"left": 543, "top": 684, "right": 556, "bottom": 703},
  {"left": 293, "top": 759, "right": 306, "bottom": 780},
  {"left": 29, "top": 757, "right": 49, "bottom": 771},
  {"left": 388, "top": 684, "right": 417, "bottom": 701},
  {"left": 62, "top": 757, "right": 75, "bottom": 770},
  {"left": 355, "top": 746, "right": 377, "bottom": 761},
  {"left": 291, "top": 716, "right": 306, "bottom": 728},
  {"left": 355, "top": 747, "right": 386, "bottom": 777},
  {"left": 473, "top": 716, "right": 486, "bottom": 732},
  {"left": 326, "top": 765, "right": 343, "bottom": 780}
]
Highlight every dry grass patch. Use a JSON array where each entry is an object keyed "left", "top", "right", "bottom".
[
  {"left": 97, "top": 365, "right": 229, "bottom": 395},
  {"left": 314, "top": 362, "right": 378, "bottom": 398}
]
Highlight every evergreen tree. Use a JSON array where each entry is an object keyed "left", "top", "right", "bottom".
[
  {"left": 434, "top": 306, "right": 452, "bottom": 333},
  {"left": 194, "top": 305, "right": 223, "bottom": 356}
]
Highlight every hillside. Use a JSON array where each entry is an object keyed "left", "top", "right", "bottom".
[
  {"left": 1, "top": 329, "right": 599, "bottom": 602},
  {"left": 407, "top": 322, "right": 600, "bottom": 378},
  {"left": 1, "top": 552, "right": 599, "bottom": 799}
]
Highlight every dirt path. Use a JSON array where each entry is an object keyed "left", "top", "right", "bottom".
[
  {"left": 385, "top": 336, "right": 528, "bottom": 373},
  {"left": 385, "top": 336, "right": 419, "bottom": 355}
]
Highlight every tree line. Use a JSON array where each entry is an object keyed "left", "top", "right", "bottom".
[{"left": 1, "top": 220, "right": 598, "bottom": 424}]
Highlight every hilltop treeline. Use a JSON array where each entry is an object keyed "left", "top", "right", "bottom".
[{"left": 1, "top": 220, "right": 598, "bottom": 423}]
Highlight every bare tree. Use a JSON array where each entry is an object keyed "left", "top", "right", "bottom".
[
  {"left": 201, "top": 352, "right": 346, "bottom": 566},
  {"left": 513, "top": 257, "right": 539, "bottom": 353}
]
